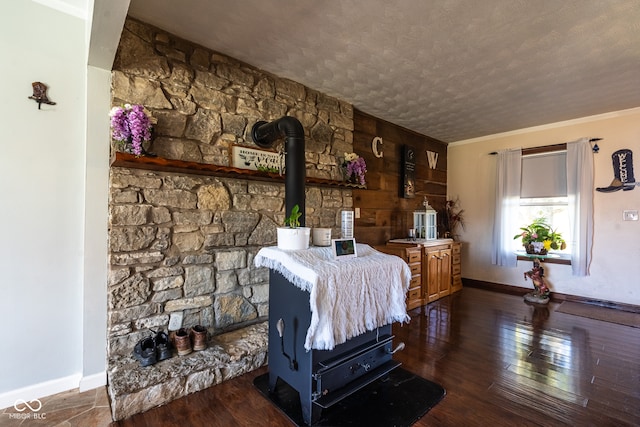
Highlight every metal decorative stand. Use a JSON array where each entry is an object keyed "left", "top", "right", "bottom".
[{"left": 517, "top": 251, "right": 559, "bottom": 305}]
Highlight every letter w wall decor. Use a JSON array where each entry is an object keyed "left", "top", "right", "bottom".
[{"left": 426, "top": 151, "right": 439, "bottom": 169}]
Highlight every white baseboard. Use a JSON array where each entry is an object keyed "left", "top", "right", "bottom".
[
  {"left": 0, "top": 373, "right": 81, "bottom": 411},
  {"left": 79, "top": 371, "right": 106, "bottom": 392}
]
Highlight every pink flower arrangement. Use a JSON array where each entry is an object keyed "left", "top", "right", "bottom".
[
  {"left": 109, "top": 104, "right": 152, "bottom": 156},
  {"left": 343, "top": 152, "right": 367, "bottom": 185},
  {"left": 514, "top": 218, "right": 566, "bottom": 254}
]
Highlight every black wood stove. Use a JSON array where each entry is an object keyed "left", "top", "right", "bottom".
[
  {"left": 252, "top": 117, "right": 405, "bottom": 425},
  {"left": 267, "top": 270, "right": 403, "bottom": 425}
]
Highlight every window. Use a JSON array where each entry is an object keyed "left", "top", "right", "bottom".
[
  {"left": 492, "top": 138, "right": 593, "bottom": 275},
  {"left": 514, "top": 151, "right": 571, "bottom": 254}
]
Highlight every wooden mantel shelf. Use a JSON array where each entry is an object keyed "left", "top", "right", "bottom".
[{"left": 110, "top": 152, "right": 366, "bottom": 189}]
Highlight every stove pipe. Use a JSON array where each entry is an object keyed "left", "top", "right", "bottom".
[{"left": 251, "top": 117, "right": 306, "bottom": 226}]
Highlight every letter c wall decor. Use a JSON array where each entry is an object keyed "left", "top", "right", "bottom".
[{"left": 371, "top": 136, "right": 383, "bottom": 158}]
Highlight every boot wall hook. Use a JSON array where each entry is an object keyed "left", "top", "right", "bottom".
[{"left": 28, "top": 82, "right": 56, "bottom": 109}]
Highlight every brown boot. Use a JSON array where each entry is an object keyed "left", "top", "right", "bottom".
[
  {"left": 174, "top": 328, "right": 192, "bottom": 356},
  {"left": 191, "top": 325, "right": 208, "bottom": 351}
]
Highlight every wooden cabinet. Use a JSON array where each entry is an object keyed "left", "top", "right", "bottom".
[
  {"left": 380, "top": 238, "right": 461, "bottom": 308},
  {"left": 451, "top": 242, "right": 462, "bottom": 293},
  {"left": 424, "top": 245, "right": 451, "bottom": 303}
]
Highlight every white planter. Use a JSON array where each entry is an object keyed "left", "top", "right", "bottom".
[
  {"left": 531, "top": 241, "right": 545, "bottom": 253},
  {"left": 277, "top": 227, "right": 311, "bottom": 250},
  {"left": 312, "top": 227, "right": 332, "bottom": 246}
]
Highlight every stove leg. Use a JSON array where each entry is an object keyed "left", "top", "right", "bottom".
[
  {"left": 268, "top": 372, "right": 320, "bottom": 425},
  {"left": 301, "top": 401, "right": 321, "bottom": 426},
  {"left": 268, "top": 372, "right": 278, "bottom": 392}
]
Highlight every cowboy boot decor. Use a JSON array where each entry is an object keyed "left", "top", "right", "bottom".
[{"left": 596, "top": 149, "right": 636, "bottom": 192}]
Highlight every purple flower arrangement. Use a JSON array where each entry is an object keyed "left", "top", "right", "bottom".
[
  {"left": 344, "top": 152, "right": 367, "bottom": 185},
  {"left": 109, "top": 104, "right": 152, "bottom": 156}
]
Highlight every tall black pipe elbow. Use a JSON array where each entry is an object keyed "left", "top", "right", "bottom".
[
  {"left": 252, "top": 117, "right": 304, "bottom": 148},
  {"left": 251, "top": 117, "right": 306, "bottom": 226}
]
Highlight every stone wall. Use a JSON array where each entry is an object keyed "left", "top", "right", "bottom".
[
  {"left": 107, "top": 169, "right": 352, "bottom": 353},
  {"left": 107, "top": 17, "right": 354, "bottom": 419},
  {"left": 112, "top": 18, "right": 354, "bottom": 177}
]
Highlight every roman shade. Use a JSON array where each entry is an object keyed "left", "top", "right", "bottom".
[{"left": 521, "top": 151, "right": 567, "bottom": 198}]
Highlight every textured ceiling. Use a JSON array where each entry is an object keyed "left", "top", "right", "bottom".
[{"left": 127, "top": 0, "right": 640, "bottom": 143}]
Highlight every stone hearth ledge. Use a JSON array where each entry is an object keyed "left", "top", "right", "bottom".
[{"left": 107, "top": 321, "right": 268, "bottom": 421}]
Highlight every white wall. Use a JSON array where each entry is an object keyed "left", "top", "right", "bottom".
[
  {"left": 0, "top": 0, "right": 111, "bottom": 408},
  {"left": 81, "top": 0, "right": 132, "bottom": 391},
  {"left": 80, "top": 65, "right": 110, "bottom": 391},
  {"left": 448, "top": 108, "right": 640, "bottom": 305}
]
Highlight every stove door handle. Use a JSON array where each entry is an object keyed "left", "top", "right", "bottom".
[
  {"left": 388, "top": 342, "right": 405, "bottom": 354},
  {"left": 276, "top": 318, "right": 298, "bottom": 371},
  {"left": 276, "top": 318, "right": 285, "bottom": 337}
]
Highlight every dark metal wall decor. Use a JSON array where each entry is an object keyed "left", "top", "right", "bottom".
[
  {"left": 596, "top": 148, "right": 637, "bottom": 192},
  {"left": 28, "top": 82, "right": 56, "bottom": 109},
  {"left": 401, "top": 145, "right": 416, "bottom": 198}
]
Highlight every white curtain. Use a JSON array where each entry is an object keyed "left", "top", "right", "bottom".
[
  {"left": 566, "top": 138, "right": 594, "bottom": 276},
  {"left": 491, "top": 149, "right": 521, "bottom": 267}
]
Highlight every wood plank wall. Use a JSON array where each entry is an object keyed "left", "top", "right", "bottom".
[{"left": 352, "top": 109, "right": 449, "bottom": 246}]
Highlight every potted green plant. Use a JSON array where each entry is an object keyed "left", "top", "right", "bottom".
[
  {"left": 514, "top": 218, "right": 566, "bottom": 255},
  {"left": 277, "top": 204, "right": 311, "bottom": 250}
]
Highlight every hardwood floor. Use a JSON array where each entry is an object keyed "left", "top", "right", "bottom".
[
  {"left": 0, "top": 386, "right": 111, "bottom": 427},
  {"left": 111, "top": 288, "right": 640, "bottom": 426}
]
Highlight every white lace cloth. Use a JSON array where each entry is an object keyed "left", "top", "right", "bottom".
[{"left": 254, "top": 244, "right": 411, "bottom": 351}]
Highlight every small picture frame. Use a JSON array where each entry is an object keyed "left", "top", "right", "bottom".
[{"left": 331, "top": 238, "right": 357, "bottom": 259}]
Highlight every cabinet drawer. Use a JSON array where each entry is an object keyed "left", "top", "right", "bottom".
[
  {"left": 452, "top": 264, "right": 461, "bottom": 275},
  {"left": 407, "top": 251, "right": 421, "bottom": 263},
  {"left": 423, "top": 244, "right": 449, "bottom": 253},
  {"left": 452, "top": 244, "right": 461, "bottom": 255},
  {"left": 452, "top": 254, "right": 461, "bottom": 265},
  {"left": 409, "top": 263, "right": 421, "bottom": 275},
  {"left": 452, "top": 275, "right": 462, "bottom": 286},
  {"left": 408, "top": 287, "right": 421, "bottom": 301},
  {"left": 410, "top": 276, "right": 421, "bottom": 288}
]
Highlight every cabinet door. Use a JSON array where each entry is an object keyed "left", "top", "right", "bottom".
[
  {"left": 437, "top": 249, "right": 452, "bottom": 299},
  {"left": 425, "top": 247, "right": 452, "bottom": 303},
  {"left": 425, "top": 249, "right": 441, "bottom": 303}
]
